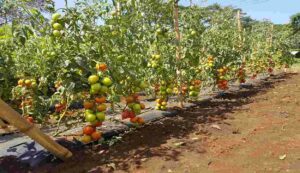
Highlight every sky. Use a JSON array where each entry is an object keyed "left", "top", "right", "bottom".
[{"left": 53, "top": 0, "right": 300, "bottom": 24}]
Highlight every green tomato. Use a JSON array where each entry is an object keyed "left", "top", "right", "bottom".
[
  {"left": 85, "top": 113, "right": 96, "bottom": 122},
  {"left": 88, "top": 75, "right": 99, "bottom": 84},
  {"left": 91, "top": 83, "right": 101, "bottom": 92},
  {"left": 134, "top": 87, "right": 141, "bottom": 92},
  {"left": 85, "top": 109, "right": 94, "bottom": 114},
  {"left": 191, "top": 30, "right": 197, "bottom": 36},
  {"left": 96, "top": 112, "right": 106, "bottom": 122},
  {"left": 154, "top": 54, "right": 161, "bottom": 59},
  {"left": 189, "top": 86, "right": 195, "bottom": 91},
  {"left": 90, "top": 88, "right": 98, "bottom": 95},
  {"left": 139, "top": 81, "right": 148, "bottom": 89},
  {"left": 160, "top": 86, "right": 167, "bottom": 91},
  {"left": 52, "top": 13, "right": 61, "bottom": 21},
  {"left": 160, "top": 105, "right": 167, "bottom": 110},
  {"left": 166, "top": 88, "right": 173, "bottom": 94},
  {"left": 53, "top": 23, "right": 63, "bottom": 30},
  {"left": 189, "top": 91, "right": 198, "bottom": 97},
  {"left": 100, "top": 86, "right": 109, "bottom": 93},
  {"left": 128, "top": 103, "right": 134, "bottom": 109},
  {"left": 53, "top": 30, "right": 61, "bottom": 37},
  {"left": 102, "top": 77, "right": 112, "bottom": 86}
]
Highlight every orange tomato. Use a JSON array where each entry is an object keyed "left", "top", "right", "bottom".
[
  {"left": 126, "top": 96, "right": 135, "bottom": 104},
  {"left": 95, "top": 96, "right": 106, "bottom": 104},
  {"left": 84, "top": 101, "right": 94, "bottom": 109},
  {"left": 96, "top": 63, "right": 107, "bottom": 72},
  {"left": 91, "top": 131, "right": 102, "bottom": 141},
  {"left": 97, "top": 104, "right": 107, "bottom": 112},
  {"left": 130, "top": 117, "right": 138, "bottom": 123}
]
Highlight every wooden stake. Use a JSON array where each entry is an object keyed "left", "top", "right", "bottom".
[
  {"left": 173, "top": 0, "right": 184, "bottom": 108},
  {"left": 0, "top": 118, "right": 7, "bottom": 128},
  {"left": 0, "top": 99, "right": 72, "bottom": 161}
]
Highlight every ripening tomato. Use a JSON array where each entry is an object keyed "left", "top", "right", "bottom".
[
  {"left": 18, "top": 79, "right": 24, "bottom": 86},
  {"left": 25, "top": 80, "right": 32, "bottom": 87},
  {"left": 126, "top": 96, "right": 135, "bottom": 104},
  {"left": 140, "top": 103, "right": 145, "bottom": 109},
  {"left": 91, "top": 131, "right": 102, "bottom": 141},
  {"left": 96, "top": 63, "right": 107, "bottom": 72},
  {"left": 81, "top": 135, "right": 92, "bottom": 143},
  {"left": 84, "top": 101, "right": 94, "bottom": 109},
  {"left": 130, "top": 117, "right": 138, "bottom": 123},
  {"left": 97, "top": 104, "right": 107, "bottom": 112},
  {"left": 83, "top": 125, "right": 96, "bottom": 135},
  {"left": 137, "top": 117, "right": 145, "bottom": 124},
  {"left": 95, "top": 96, "right": 106, "bottom": 104}
]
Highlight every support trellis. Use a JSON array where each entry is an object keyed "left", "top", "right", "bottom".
[{"left": 0, "top": 99, "right": 72, "bottom": 161}]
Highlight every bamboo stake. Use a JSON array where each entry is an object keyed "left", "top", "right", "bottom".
[
  {"left": 0, "top": 99, "right": 72, "bottom": 161},
  {"left": 173, "top": 0, "right": 184, "bottom": 108}
]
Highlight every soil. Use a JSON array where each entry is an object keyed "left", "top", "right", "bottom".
[{"left": 1, "top": 72, "right": 300, "bottom": 173}]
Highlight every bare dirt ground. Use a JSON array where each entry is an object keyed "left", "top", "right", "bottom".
[{"left": 1, "top": 72, "right": 300, "bottom": 173}]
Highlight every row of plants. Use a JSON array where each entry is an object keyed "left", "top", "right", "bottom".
[{"left": 0, "top": 0, "right": 294, "bottom": 143}]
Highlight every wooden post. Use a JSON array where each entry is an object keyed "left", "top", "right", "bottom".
[
  {"left": 173, "top": 0, "right": 184, "bottom": 108},
  {"left": 237, "top": 10, "right": 245, "bottom": 63},
  {"left": 0, "top": 99, "right": 72, "bottom": 161},
  {"left": 0, "top": 118, "right": 7, "bottom": 128}
]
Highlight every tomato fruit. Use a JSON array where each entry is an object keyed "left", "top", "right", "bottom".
[
  {"left": 91, "top": 131, "right": 102, "bottom": 141},
  {"left": 97, "top": 104, "right": 107, "bottom": 112},
  {"left": 81, "top": 135, "right": 92, "bottom": 144},
  {"left": 96, "top": 63, "right": 107, "bottom": 72},
  {"left": 53, "top": 30, "right": 61, "bottom": 37},
  {"left": 83, "top": 125, "right": 95, "bottom": 135},
  {"left": 52, "top": 13, "right": 61, "bottom": 21},
  {"left": 101, "top": 77, "right": 112, "bottom": 86},
  {"left": 53, "top": 23, "right": 63, "bottom": 30},
  {"left": 95, "top": 96, "right": 106, "bottom": 104},
  {"left": 85, "top": 113, "right": 97, "bottom": 122},
  {"left": 84, "top": 101, "right": 94, "bottom": 109},
  {"left": 91, "top": 83, "right": 101, "bottom": 92},
  {"left": 96, "top": 112, "right": 106, "bottom": 121},
  {"left": 88, "top": 75, "right": 99, "bottom": 84},
  {"left": 100, "top": 86, "right": 108, "bottom": 93}
]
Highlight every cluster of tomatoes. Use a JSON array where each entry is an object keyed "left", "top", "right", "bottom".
[
  {"left": 155, "top": 82, "right": 173, "bottom": 110},
  {"left": 215, "top": 67, "right": 229, "bottom": 90},
  {"left": 16, "top": 79, "right": 38, "bottom": 123},
  {"left": 122, "top": 94, "right": 145, "bottom": 125},
  {"left": 51, "top": 13, "right": 64, "bottom": 38},
  {"left": 81, "top": 63, "right": 112, "bottom": 143},
  {"left": 237, "top": 66, "right": 246, "bottom": 83},
  {"left": 147, "top": 54, "right": 161, "bottom": 69},
  {"left": 188, "top": 80, "right": 201, "bottom": 98},
  {"left": 204, "top": 55, "right": 214, "bottom": 69}
]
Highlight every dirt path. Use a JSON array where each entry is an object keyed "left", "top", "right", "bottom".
[{"left": 3, "top": 72, "right": 299, "bottom": 173}]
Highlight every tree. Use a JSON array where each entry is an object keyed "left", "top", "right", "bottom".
[
  {"left": 290, "top": 12, "right": 300, "bottom": 34},
  {"left": 0, "top": 0, "right": 54, "bottom": 25}
]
